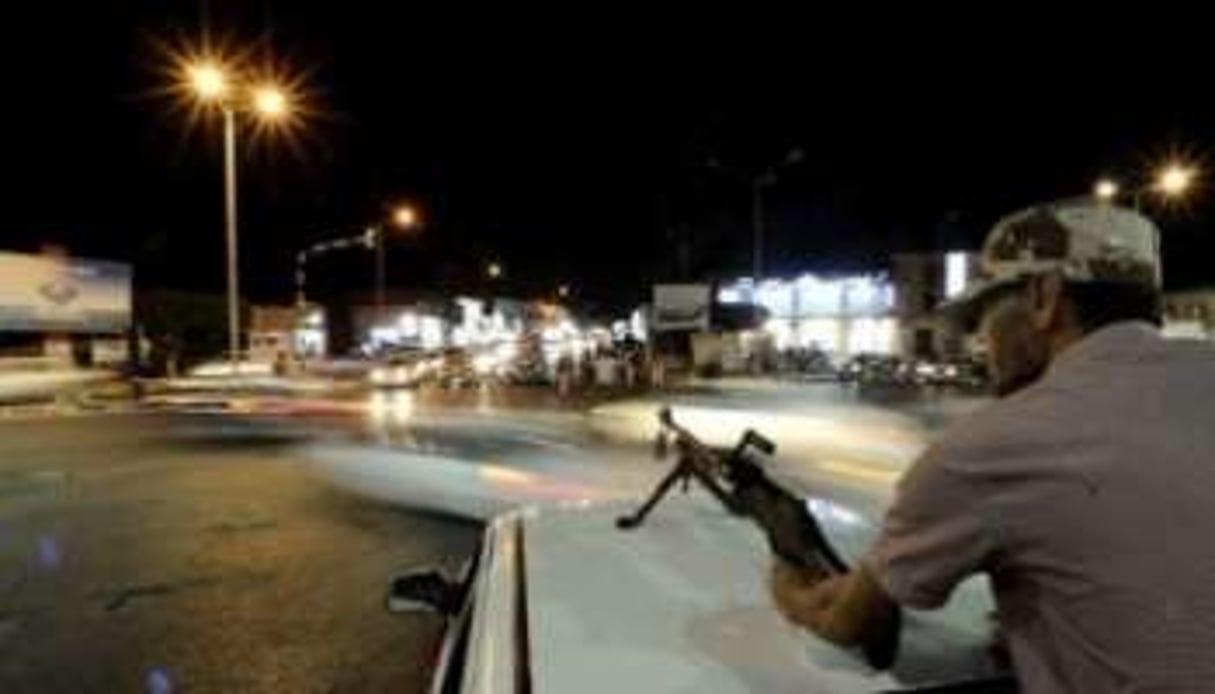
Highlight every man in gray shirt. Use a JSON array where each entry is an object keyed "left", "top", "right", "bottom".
[{"left": 771, "top": 199, "right": 1215, "bottom": 692}]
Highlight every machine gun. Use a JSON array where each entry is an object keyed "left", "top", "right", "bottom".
[{"left": 616, "top": 406, "right": 902, "bottom": 671}]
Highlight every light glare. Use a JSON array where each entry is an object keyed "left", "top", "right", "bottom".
[
  {"left": 253, "top": 86, "right": 288, "bottom": 118},
  {"left": 1156, "top": 164, "right": 1196, "bottom": 197},
  {"left": 189, "top": 63, "right": 228, "bottom": 100},
  {"left": 393, "top": 206, "right": 418, "bottom": 228},
  {"left": 1094, "top": 179, "right": 1119, "bottom": 201}
]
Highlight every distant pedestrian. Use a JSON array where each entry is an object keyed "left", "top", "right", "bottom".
[
  {"left": 622, "top": 352, "right": 637, "bottom": 389},
  {"left": 273, "top": 351, "right": 289, "bottom": 377},
  {"left": 555, "top": 353, "right": 574, "bottom": 399},
  {"left": 650, "top": 353, "right": 666, "bottom": 389}
]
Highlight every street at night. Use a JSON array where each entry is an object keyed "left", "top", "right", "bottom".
[{"left": 4, "top": 6, "right": 1215, "bottom": 692}]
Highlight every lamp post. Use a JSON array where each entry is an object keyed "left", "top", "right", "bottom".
[
  {"left": 375, "top": 205, "right": 419, "bottom": 322},
  {"left": 222, "top": 106, "right": 240, "bottom": 368},
  {"left": 709, "top": 148, "right": 804, "bottom": 283},
  {"left": 185, "top": 62, "right": 292, "bottom": 368}
]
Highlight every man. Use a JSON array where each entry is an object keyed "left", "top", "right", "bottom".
[{"left": 770, "top": 199, "right": 1215, "bottom": 692}]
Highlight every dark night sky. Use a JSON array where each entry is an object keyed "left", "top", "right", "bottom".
[{"left": 2, "top": 5, "right": 1213, "bottom": 312}]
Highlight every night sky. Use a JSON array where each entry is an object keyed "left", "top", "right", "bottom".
[{"left": 3, "top": 5, "right": 1213, "bottom": 313}]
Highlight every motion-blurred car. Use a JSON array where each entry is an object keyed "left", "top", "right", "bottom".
[
  {"left": 387, "top": 497, "right": 1012, "bottom": 693},
  {"left": 368, "top": 348, "right": 434, "bottom": 389},
  {"left": 188, "top": 355, "right": 276, "bottom": 379}
]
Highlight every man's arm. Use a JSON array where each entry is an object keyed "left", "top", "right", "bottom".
[
  {"left": 771, "top": 438, "right": 997, "bottom": 648},
  {"left": 769, "top": 559, "right": 896, "bottom": 646}
]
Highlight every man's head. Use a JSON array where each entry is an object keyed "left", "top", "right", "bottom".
[{"left": 946, "top": 200, "right": 1164, "bottom": 397}]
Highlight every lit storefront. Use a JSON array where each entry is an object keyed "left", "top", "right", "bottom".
[{"left": 717, "top": 274, "right": 898, "bottom": 356}]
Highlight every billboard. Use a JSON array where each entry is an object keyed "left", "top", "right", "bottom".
[
  {"left": 0, "top": 252, "right": 131, "bottom": 333},
  {"left": 652, "top": 284, "right": 710, "bottom": 331}
]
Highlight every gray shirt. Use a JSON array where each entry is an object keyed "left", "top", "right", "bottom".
[{"left": 866, "top": 323, "right": 1215, "bottom": 693}]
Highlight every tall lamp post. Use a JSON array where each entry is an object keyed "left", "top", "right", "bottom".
[
  {"left": 709, "top": 148, "right": 804, "bottom": 283},
  {"left": 377, "top": 206, "right": 420, "bottom": 322},
  {"left": 185, "top": 63, "right": 292, "bottom": 368}
]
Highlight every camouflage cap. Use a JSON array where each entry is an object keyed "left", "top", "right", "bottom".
[{"left": 942, "top": 199, "right": 1162, "bottom": 327}]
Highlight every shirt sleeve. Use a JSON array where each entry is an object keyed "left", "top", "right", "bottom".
[{"left": 864, "top": 444, "right": 995, "bottom": 610}]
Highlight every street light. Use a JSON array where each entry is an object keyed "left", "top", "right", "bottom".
[
  {"left": 487, "top": 262, "right": 503, "bottom": 280},
  {"left": 1090, "top": 159, "right": 1199, "bottom": 209},
  {"left": 1094, "top": 178, "right": 1119, "bottom": 202},
  {"left": 189, "top": 63, "right": 228, "bottom": 100},
  {"left": 293, "top": 205, "right": 422, "bottom": 323},
  {"left": 1088, "top": 158, "right": 1197, "bottom": 284},
  {"left": 393, "top": 205, "right": 418, "bottom": 229},
  {"left": 182, "top": 58, "right": 296, "bottom": 368},
  {"left": 253, "top": 85, "right": 288, "bottom": 119},
  {"left": 1155, "top": 163, "right": 1196, "bottom": 198},
  {"left": 374, "top": 205, "right": 421, "bottom": 321}
]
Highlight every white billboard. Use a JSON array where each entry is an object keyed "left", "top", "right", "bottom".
[
  {"left": 652, "top": 284, "right": 710, "bottom": 331},
  {"left": 0, "top": 252, "right": 131, "bottom": 333}
]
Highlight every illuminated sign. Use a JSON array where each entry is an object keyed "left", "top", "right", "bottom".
[
  {"left": 717, "top": 273, "right": 894, "bottom": 318},
  {"left": 945, "top": 252, "right": 968, "bottom": 299}
]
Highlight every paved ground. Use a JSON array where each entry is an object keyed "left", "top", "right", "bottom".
[{"left": 0, "top": 414, "right": 479, "bottom": 693}]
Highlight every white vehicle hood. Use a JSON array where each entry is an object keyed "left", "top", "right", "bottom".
[{"left": 520, "top": 496, "right": 999, "bottom": 694}]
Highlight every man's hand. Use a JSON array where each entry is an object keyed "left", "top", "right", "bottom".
[{"left": 769, "top": 559, "right": 894, "bottom": 647}]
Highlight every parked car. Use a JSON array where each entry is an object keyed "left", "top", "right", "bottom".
[
  {"left": 838, "top": 354, "right": 908, "bottom": 386},
  {"left": 935, "top": 357, "right": 990, "bottom": 391}
]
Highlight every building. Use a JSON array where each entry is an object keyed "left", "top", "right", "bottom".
[
  {"left": 249, "top": 305, "right": 317, "bottom": 362},
  {"left": 717, "top": 274, "right": 898, "bottom": 357},
  {"left": 889, "top": 251, "right": 980, "bottom": 359},
  {"left": 711, "top": 251, "right": 980, "bottom": 363}
]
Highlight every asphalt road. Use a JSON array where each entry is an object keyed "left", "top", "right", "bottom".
[{"left": 0, "top": 413, "right": 480, "bottom": 693}]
